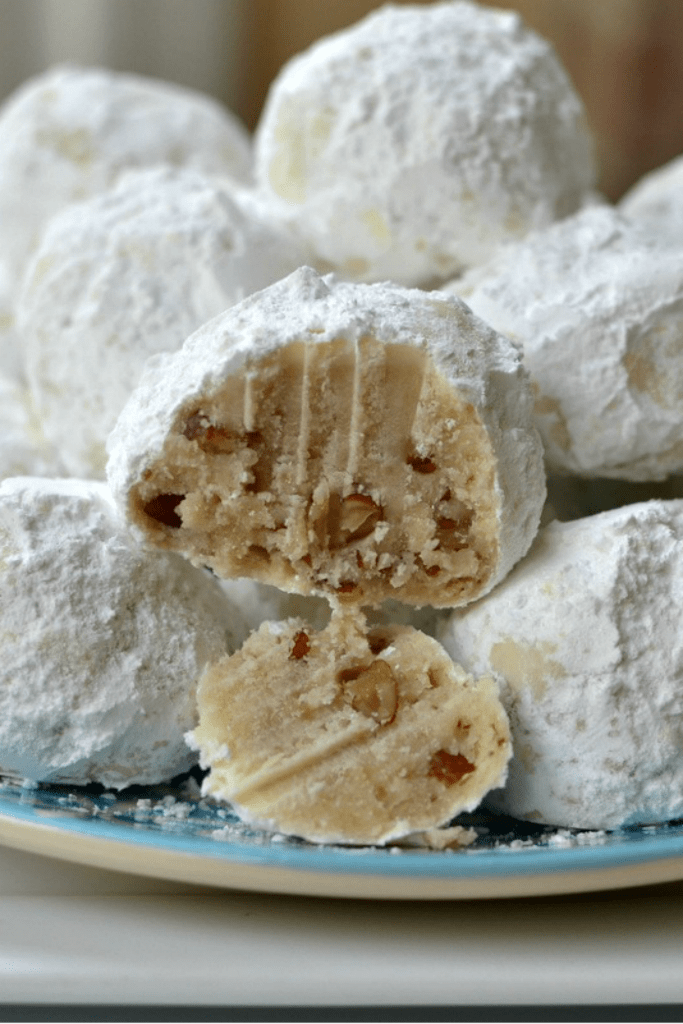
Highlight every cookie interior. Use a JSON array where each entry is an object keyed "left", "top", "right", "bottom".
[
  {"left": 131, "top": 336, "right": 500, "bottom": 607},
  {"left": 192, "top": 614, "right": 511, "bottom": 844}
]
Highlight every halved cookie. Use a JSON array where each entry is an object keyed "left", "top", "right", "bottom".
[
  {"left": 188, "top": 609, "right": 511, "bottom": 845},
  {"left": 108, "top": 267, "right": 545, "bottom": 608}
]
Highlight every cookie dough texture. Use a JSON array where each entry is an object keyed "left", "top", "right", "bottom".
[
  {"left": 254, "top": 0, "right": 595, "bottom": 286},
  {"left": 188, "top": 611, "right": 511, "bottom": 844},
  {"left": 18, "top": 166, "right": 309, "bottom": 478},
  {"left": 448, "top": 205, "right": 683, "bottom": 480},
  {"left": 107, "top": 267, "right": 545, "bottom": 608},
  {"left": 440, "top": 501, "right": 683, "bottom": 829},
  {"left": 0, "top": 477, "right": 246, "bottom": 788}
]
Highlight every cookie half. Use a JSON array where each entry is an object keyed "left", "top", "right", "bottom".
[
  {"left": 188, "top": 610, "right": 511, "bottom": 845},
  {"left": 108, "top": 268, "right": 545, "bottom": 608}
]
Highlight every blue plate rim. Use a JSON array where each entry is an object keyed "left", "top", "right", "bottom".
[{"left": 3, "top": 788, "right": 683, "bottom": 882}]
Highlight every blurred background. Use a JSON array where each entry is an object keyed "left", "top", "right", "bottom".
[{"left": 2, "top": 0, "right": 683, "bottom": 201}]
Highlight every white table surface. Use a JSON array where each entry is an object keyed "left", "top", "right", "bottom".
[{"left": 1, "top": 842, "right": 683, "bottom": 1009}]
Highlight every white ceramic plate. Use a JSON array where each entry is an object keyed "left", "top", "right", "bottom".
[{"left": 1, "top": 774, "right": 683, "bottom": 899}]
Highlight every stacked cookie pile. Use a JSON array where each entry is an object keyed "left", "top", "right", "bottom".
[
  {"left": 1, "top": 1, "right": 682, "bottom": 842},
  {"left": 107, "top": 266, "right": 537, "bottom": 843}
]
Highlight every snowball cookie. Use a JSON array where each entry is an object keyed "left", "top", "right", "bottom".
[
  {"left": 448, "top": 205, "right": 683, "bottom": 480},
  {"left": 0, "top": 477, "right": 247, "bottom": 788},
  {"left": 0, "top": 374, "right": 63, "bottom": 481},
  {"left": 187, "top": 608, "right": 511, "bottom": 845},
  {"left": 107, "top": 267, "right": 546, "bottom": 609},
  {"left": 439, "top": 501, "right": 683, "bottom": 829},
  {"left": 254, "top": 1, "right": 595, "bottom": 286},
  {"left": 620, "top": 153, "right": 683, "bottom": 250},
  {"left": 18, "top": 166, "right": 309, "bottom": 479},
  {"left": 0, "top": 65, "right": 252, "bottom": 337}
]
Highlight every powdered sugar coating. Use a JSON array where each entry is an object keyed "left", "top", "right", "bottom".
[
  {"left": 107, "top": 266, "right": 545, "bottom": 606},
  {"left": 18, "top": 166, "right": 309, "bottom": 479},
  {"left": 0, "top": 64, "right": 252, "bottom": 352},
  {"left": 449, "top": 205, "right": 683, "bottom": 480},
  {"left": 0, "top": 375, "right": 63, "bottom": 480},
  {"left": 0, "top": 477, "right": 246, "bottom": 787},
  {"left": 440, "top": 501, "right": 683, "bottom": 829},
  {"left": 254, "top": 1, "right": 595, "bottom": 285},
  {"left": 620, "top": 153, "right": 683, "bottom": 249}
]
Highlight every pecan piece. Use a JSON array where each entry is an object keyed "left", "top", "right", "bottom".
[
  {"left": 428, "top": 749, "right": 476, "bottom": 786},
  {"left": 289, "top": 630, "right": 310, "bottom": 660},
  {"left": 339, "top": 493, "right": 382, "bottom": 544},
  {"left": 340, "top": 661, "right": 398, "bottom": 725},
  {"left": 407, "top": 454, "right": 437, "bottom": 474}
]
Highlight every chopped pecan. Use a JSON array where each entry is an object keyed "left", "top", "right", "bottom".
[
  {"left": 367, "top": 630, "right": 390, "bottom": 655},
  {"left": 339, "top": 493, "right": 382, "bottom": 544},
  {"left": 183, "top": 412, "right": 262, "bottom": 457},
  {"left": 289, "top": 631, "right": 310, "bottom": 660},
  {"left": 336, "top": 580, "right": 358, "bottom": 594},
  {"left": 435, "top": 498, "right": 474, "bottom": 550},
  {"left": 340, "top": 661, "right": 398, "bottom": 725},
  {"left": 428, "top": 749, "right": 476, "bottom": 786},
  {"left": 407, "top": 454, "right": 437, "bottom": 474}
]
